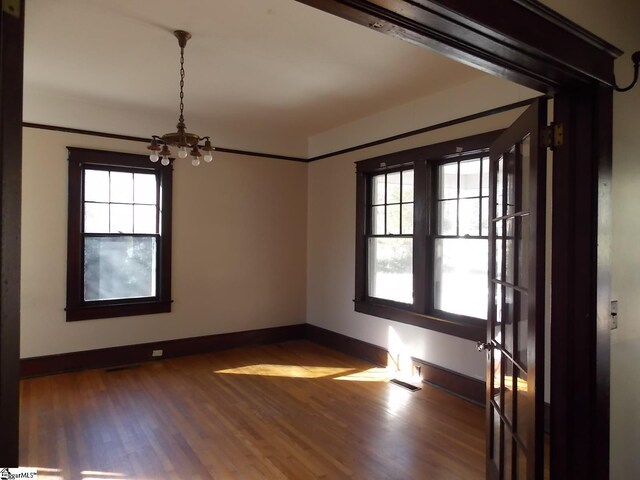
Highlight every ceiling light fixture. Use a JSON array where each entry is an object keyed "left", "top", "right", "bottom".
[{"left": 148, "top": 30, "right": 214, "bottom": 167}]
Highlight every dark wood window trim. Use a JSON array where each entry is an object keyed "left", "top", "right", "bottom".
[
  {"left": 66, "top": 148, "right": 173, "bottom": 321},
  {"left": 355, "top": 130, "right": 501, "bottom": 342}
]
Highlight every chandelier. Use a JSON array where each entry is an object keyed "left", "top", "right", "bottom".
[{"left": 148, "top": 30, "right": 214, "bottom": 166}]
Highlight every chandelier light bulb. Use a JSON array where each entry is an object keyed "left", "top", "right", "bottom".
[
  {"left": 178, "top": 147, "right": 188, "bottom": 159},
  {"left": 204, "top": 152, "right": 213, "bottom": 163},
  {"left": 149, "top": 152, "right": 160, "bottom": 162},
  {"left": 191, "top": 157, "right": 201, "bottom": 166},
  {"left": 161, "top": 156, "right": 170, "bottom": 166}
]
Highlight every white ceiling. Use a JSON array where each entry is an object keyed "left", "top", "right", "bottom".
[{"left": 24, "top": 0, "right": 487, "bottom": 155}]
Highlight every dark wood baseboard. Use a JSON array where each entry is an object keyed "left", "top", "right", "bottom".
[
  {"left": 21, "top": 324, "right": 306, "bottom": 378},
  {"left": 410, "top": 356, "right": 485, "bottom": 406},
  {"left": 306, "top": 324, "right": 485, "bottom": 405}
]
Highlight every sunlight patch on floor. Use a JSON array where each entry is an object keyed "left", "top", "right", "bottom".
[
  {"left": 386, "top": 384, "right": 412, "bottom": 416},
  {"left": 81, "top": 470, "right": 127, "bottom": 478},
  {"left": 27, "top": 467, "right": 131, "bottom": 479},
  {"left": 215, "top": 364, "right": 354, "bottom": 378},
  {"left": 31, "top": 467, "right": 63, "bottom": 480}
]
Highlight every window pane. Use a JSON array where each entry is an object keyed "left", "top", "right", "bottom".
[
  {"left": 134, "top": 205, "right": 157, "bottom": 234},
  {"left": 495, "top": 235, "right": 504, "bottom": 282},
  {"left": 368, "top": 237, "right": 413, "bottom": 303},
  {"left": 518, "top": 448, "right": 528, "bottom": 480},
  {"left": 491, "top": 407, "right": 501, "bottom": 471},
  {"left": 371, "top": 206, "right": 385, "bottom": 235},
  {"left": 110, "top": 204, "right": 133, "bottom": 233},
  {"left": 496, "top": 157, "right": 504, "bottom": 217},
  {"left": 84, "top": 202, "right": 109, "bottom": 233},
  {"left": 110, "top": 171, "right": 133, "bottom": 203},
  {"left": 517, "top": 370, "right": 529, "bottom": 448},
  {"left": 481, "top": 197, "right": 489, "bottom": 236},
  {"left": 504, "top": 288, "right": 515, "bottom": 355},
  {"left": 437, "top": 200, "right": 457, "bottom": 235},
  {"left": 84, "top": 170, "right": 109, "bottom": 202},
  {"left": 459, "top": 198, "right": 480, "bottom": 236},
  {"left": 517, "top": 216, "right": 529, "bottom": 287},
  {"left": 505, "top": 218, "right": 515, "bottom": 284},
  {"left": 372, "top": 174, "right": 385, "bottom": 205},
  {"left": 387, "top": 172, "right": 401, "bottom": 203},
  {"left": 482, "top": 157, "right": 489, "bottom": 197},
  {"left": 493, "top": 284, "right": 503, "bottom": 343},
  {"left": 506, "top": 147, "right": 517, "bottom": 215},
  {"left": 521, "top": 135, "right": 531, "bottom": 212},
  {"left": 134, "top": 173, "right": 157, "bottom": 205},
  {"left": 438, "top": 162, "right": 458, "bottom": 199},
  {"left": 401, "top": 204, "right": 414, "bottom": 234},
  {"left": 402, "top": 170, "right": 414, "bottom": 202},
  {"left": 516, "top": 291, "right": 529, "bottom": 367},
  {"left": 434, "top": 238, "right": 488, "bottom": 319},
  {"left": 386, "top": 204, "right": 400, "bottom": 235},
  {"left": 84, "top": 236, "right": 156, "bottom": 301},
  {"left": 503, "top": 425, "right": 513, "bottom": 480},
  {"left": 460, "top": 158, "right": 481, "bottom": 198}
]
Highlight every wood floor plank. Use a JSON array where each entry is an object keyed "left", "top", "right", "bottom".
[{"left": 20, "top": 341, "right": 485, "bottom": 479}]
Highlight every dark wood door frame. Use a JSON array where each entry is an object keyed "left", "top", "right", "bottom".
[
  {"left": 0, "top": 0, "right": 25, "bottom": 467},
  {"left": 294, "top": 1, "right": 620, "bottom": 478}
]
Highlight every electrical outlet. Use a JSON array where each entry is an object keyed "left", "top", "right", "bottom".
[
  {"left": 611, "top": 300, "right": 618, "bottom": 330},
  {"left": 152, "top": 349, "right": 163, "bottom": 357}
]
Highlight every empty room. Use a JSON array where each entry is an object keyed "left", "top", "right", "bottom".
[{"left": 1, "top": 1, "right": 639, "bottom": 479}]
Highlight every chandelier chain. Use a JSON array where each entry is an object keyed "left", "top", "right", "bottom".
[{"left": 179, "top": 46, "right": 185, "bottom": 123}]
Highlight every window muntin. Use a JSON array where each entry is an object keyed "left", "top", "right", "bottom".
[
  {"left": 66, "top": 148, "right": 172, "bottom": 321},
  {"left": 367, "top": 169, "right": 414, "bottom": 304},
  {"left": 433, "top": 157, "right": 489, "bottom": 319}
]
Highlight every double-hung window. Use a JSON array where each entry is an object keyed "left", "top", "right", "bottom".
[
  {"left": 66, "top": 148, "right": 173, "bottom": 321},
  {"left": 355, "top": 131, "right": 500, "bottom": 341}
]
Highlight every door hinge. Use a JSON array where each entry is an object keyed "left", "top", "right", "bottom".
[
  {"left": 2, "top": 0, "right": 20, "bottom": 18},
  {"left": 542, "top": 122, "right": 564, "bottom": 150}
]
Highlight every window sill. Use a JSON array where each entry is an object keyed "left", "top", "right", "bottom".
[
  {"left": 354, "top": 299, "right": 485, "bottom": 342},
  {"left": 66, "top": 299, "right": 172, "bottom": 322}
]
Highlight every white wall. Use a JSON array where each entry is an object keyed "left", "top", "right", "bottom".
[
  {"left": 21, "top": 127, "right": 307, "bottom": 358},
  {"left": 307, "top": 108, "right": 525, "bottom": 381},
  {"left": 539, "top": 1, "right": 640, "bottom": 477}
]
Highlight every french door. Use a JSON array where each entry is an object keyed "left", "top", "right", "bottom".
[{"left": 485, "top": 99, "right": 547, "bottom": 480}]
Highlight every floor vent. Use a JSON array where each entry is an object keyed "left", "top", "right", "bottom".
[{"left": 389, "top": 378, "right": 422, "bottom": 392}]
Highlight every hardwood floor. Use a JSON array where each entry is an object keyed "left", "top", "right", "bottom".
[{"left": 19, "top": 341, "right": 485, "bottom": 480}]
